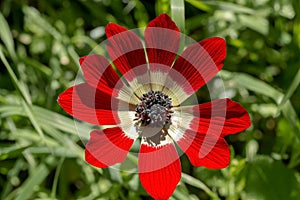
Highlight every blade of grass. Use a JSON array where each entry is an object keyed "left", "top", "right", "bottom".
[
  {"left": 51, "top": 157, "right": 65, "bottom": 198},
  {"left": 0, "top": 104, "right": 92, "bottom": 139},
  {"left": 170, "top": 0, "right": 186, "bottom": 55},
  {"left": 181, "top": 173, "right": 220, "bottom": 200},
  {"left": 0, "top": 145, "right": 28, "bottom": 157},
  {"left": 14, "top": 164, "right": 49, "bottom": 200},
  {"left": 202, "top": 1, "right": 255, "bottom": 14},
  {"left": 0, "top": 159, "right": 25, "bottom": 199},
  {"left": 21, "top": 100, "right": 47, "bottom": 145},
  {"left": 293, "top": 1, "right": 300, "bottom": 49},
  {"left": 33, "top": 106, "right": 92, "bottom": 139},
  {"left": 71, "top": 35, "right": 106, "bottom": 55},
  {"left": 185, "top": 0, "right": 212, "bottom": 12},
  {"left": 23, "top": 6, "right": 61, "bottom": 40},
  {"left": 0, "top": 146, "right": 29, "bottom": 164},
  {"left": 41, "top": 125, "right": 83, "bottom": 157},
  {"left": 23, "top": 146, "right": 78, "bottom": 157},
  {"left": 173, "top": 189, "right": 192, "bottom": 200},
  {"left": 0, "top": 12, "right": 17, "bottom": 60},
  {"left": 133, "top": 0, "right": 149, "bottom": 28},
  {"left": 238, "top": 14, "right": 269, "bottom": 35},
  {"left": 67, "top": 45, "right": 80, "bottom": 70},
  {"left": 276, "top": 68, "right": 300, "bottom": 115},
  {"left": 222, "top": 71, "right": 280, "bottom": 101},
  {"left": 221, "top": 70, "right": 300, "bottom": 141},
  {"left": 21, "top": 57, "right": 52, "bottom": 76},
  {"left": 0, "top": 105, "right": 24, "bottom": 117},
  {"left": 11, "top": 129, "right": 58, "bottom": 146},
  {"left": 171, "top": 0, "right": 185, "bottom": 33},
  {"left": 0, "top": 48, "right": 32, "bottom": 105}
]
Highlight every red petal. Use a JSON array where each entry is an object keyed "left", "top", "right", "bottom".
[
  {"left": 171, "top": 37, "right": 226, "bottom": 96},
  {"left": 186, "top": 98, "right": 251, "bottom": 137},
  {"left": 57, "top": 83, "right": 122, "bottom": 125},
  {"left": 177, "top": 130, "right": 230, "bottom": 169},
  {"left": 106, "top": 23, "right": 147, "bottom": 81},
  {"left": 145, "top": 14, "right": 180, "bottom": 67},
  {"left": 139, "top": 143, "right": 181, "bottom": 200},
  {"left": 79, "top": 54, "right": 121, "bottom": 95},
  {"left": 85, "top": 127, "right": 134, "bottom": 168}
]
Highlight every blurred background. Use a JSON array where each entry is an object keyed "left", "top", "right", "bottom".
[{"left": 1, "top": 0, "right": 300, "bottom": 199}]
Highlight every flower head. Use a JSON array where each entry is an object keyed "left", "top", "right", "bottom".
[{"left": 58, "top": 14, "right": 251, "bottom": 200}]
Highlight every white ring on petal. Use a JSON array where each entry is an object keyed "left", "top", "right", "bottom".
[
  {"left": 168, "top": 109, "right": 194, "bottom": 142},
  {"left": 123, "top": 64, "right": 151, "bottom": 97},
  {"left": 117, "top": 111, "right": 139, "bottom": 140}
]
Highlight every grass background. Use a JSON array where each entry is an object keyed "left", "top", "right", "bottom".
[{"left": 1, "top": 0, "right": 300, "bottom": 199}]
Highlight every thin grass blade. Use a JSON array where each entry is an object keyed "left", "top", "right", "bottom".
[
  {"left": 171, "top": 0, "right": 185, "bottom": 32},
  {"left": 276, "top": 68, "right": 300, "bottom": 115}
]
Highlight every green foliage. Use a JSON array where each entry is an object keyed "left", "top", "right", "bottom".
[
  {"left": 243, "top": 156, "right": 300, "bottom": 200},
  {"left": 0, "top": 0, "right": 300, "bottom": 199}
]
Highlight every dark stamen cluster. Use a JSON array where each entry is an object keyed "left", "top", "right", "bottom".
[{"left": 134, "top": 90, "right": 173, "bottom": 126}]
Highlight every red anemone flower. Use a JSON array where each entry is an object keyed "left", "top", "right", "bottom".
[{"left": 58, "top": 14, "right": 251, "bottom": 200}]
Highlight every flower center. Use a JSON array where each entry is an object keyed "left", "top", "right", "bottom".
[{"left": 134, "top": 90, "right": 173, "bottom": 146}]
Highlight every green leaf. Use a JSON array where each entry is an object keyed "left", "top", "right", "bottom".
[
  {"left": 275, "top": 119, "right": 295, "bottom": 154},
  {"left": 243, "top": 156, "right": 300, "bottom": 200}
]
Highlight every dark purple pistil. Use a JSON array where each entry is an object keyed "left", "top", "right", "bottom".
[
  {"left": 134, "top": 90, "right": 174, "bottom": 146},
  {"left": 134, "top": 90, "right": 173, "bottom": 126}
]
